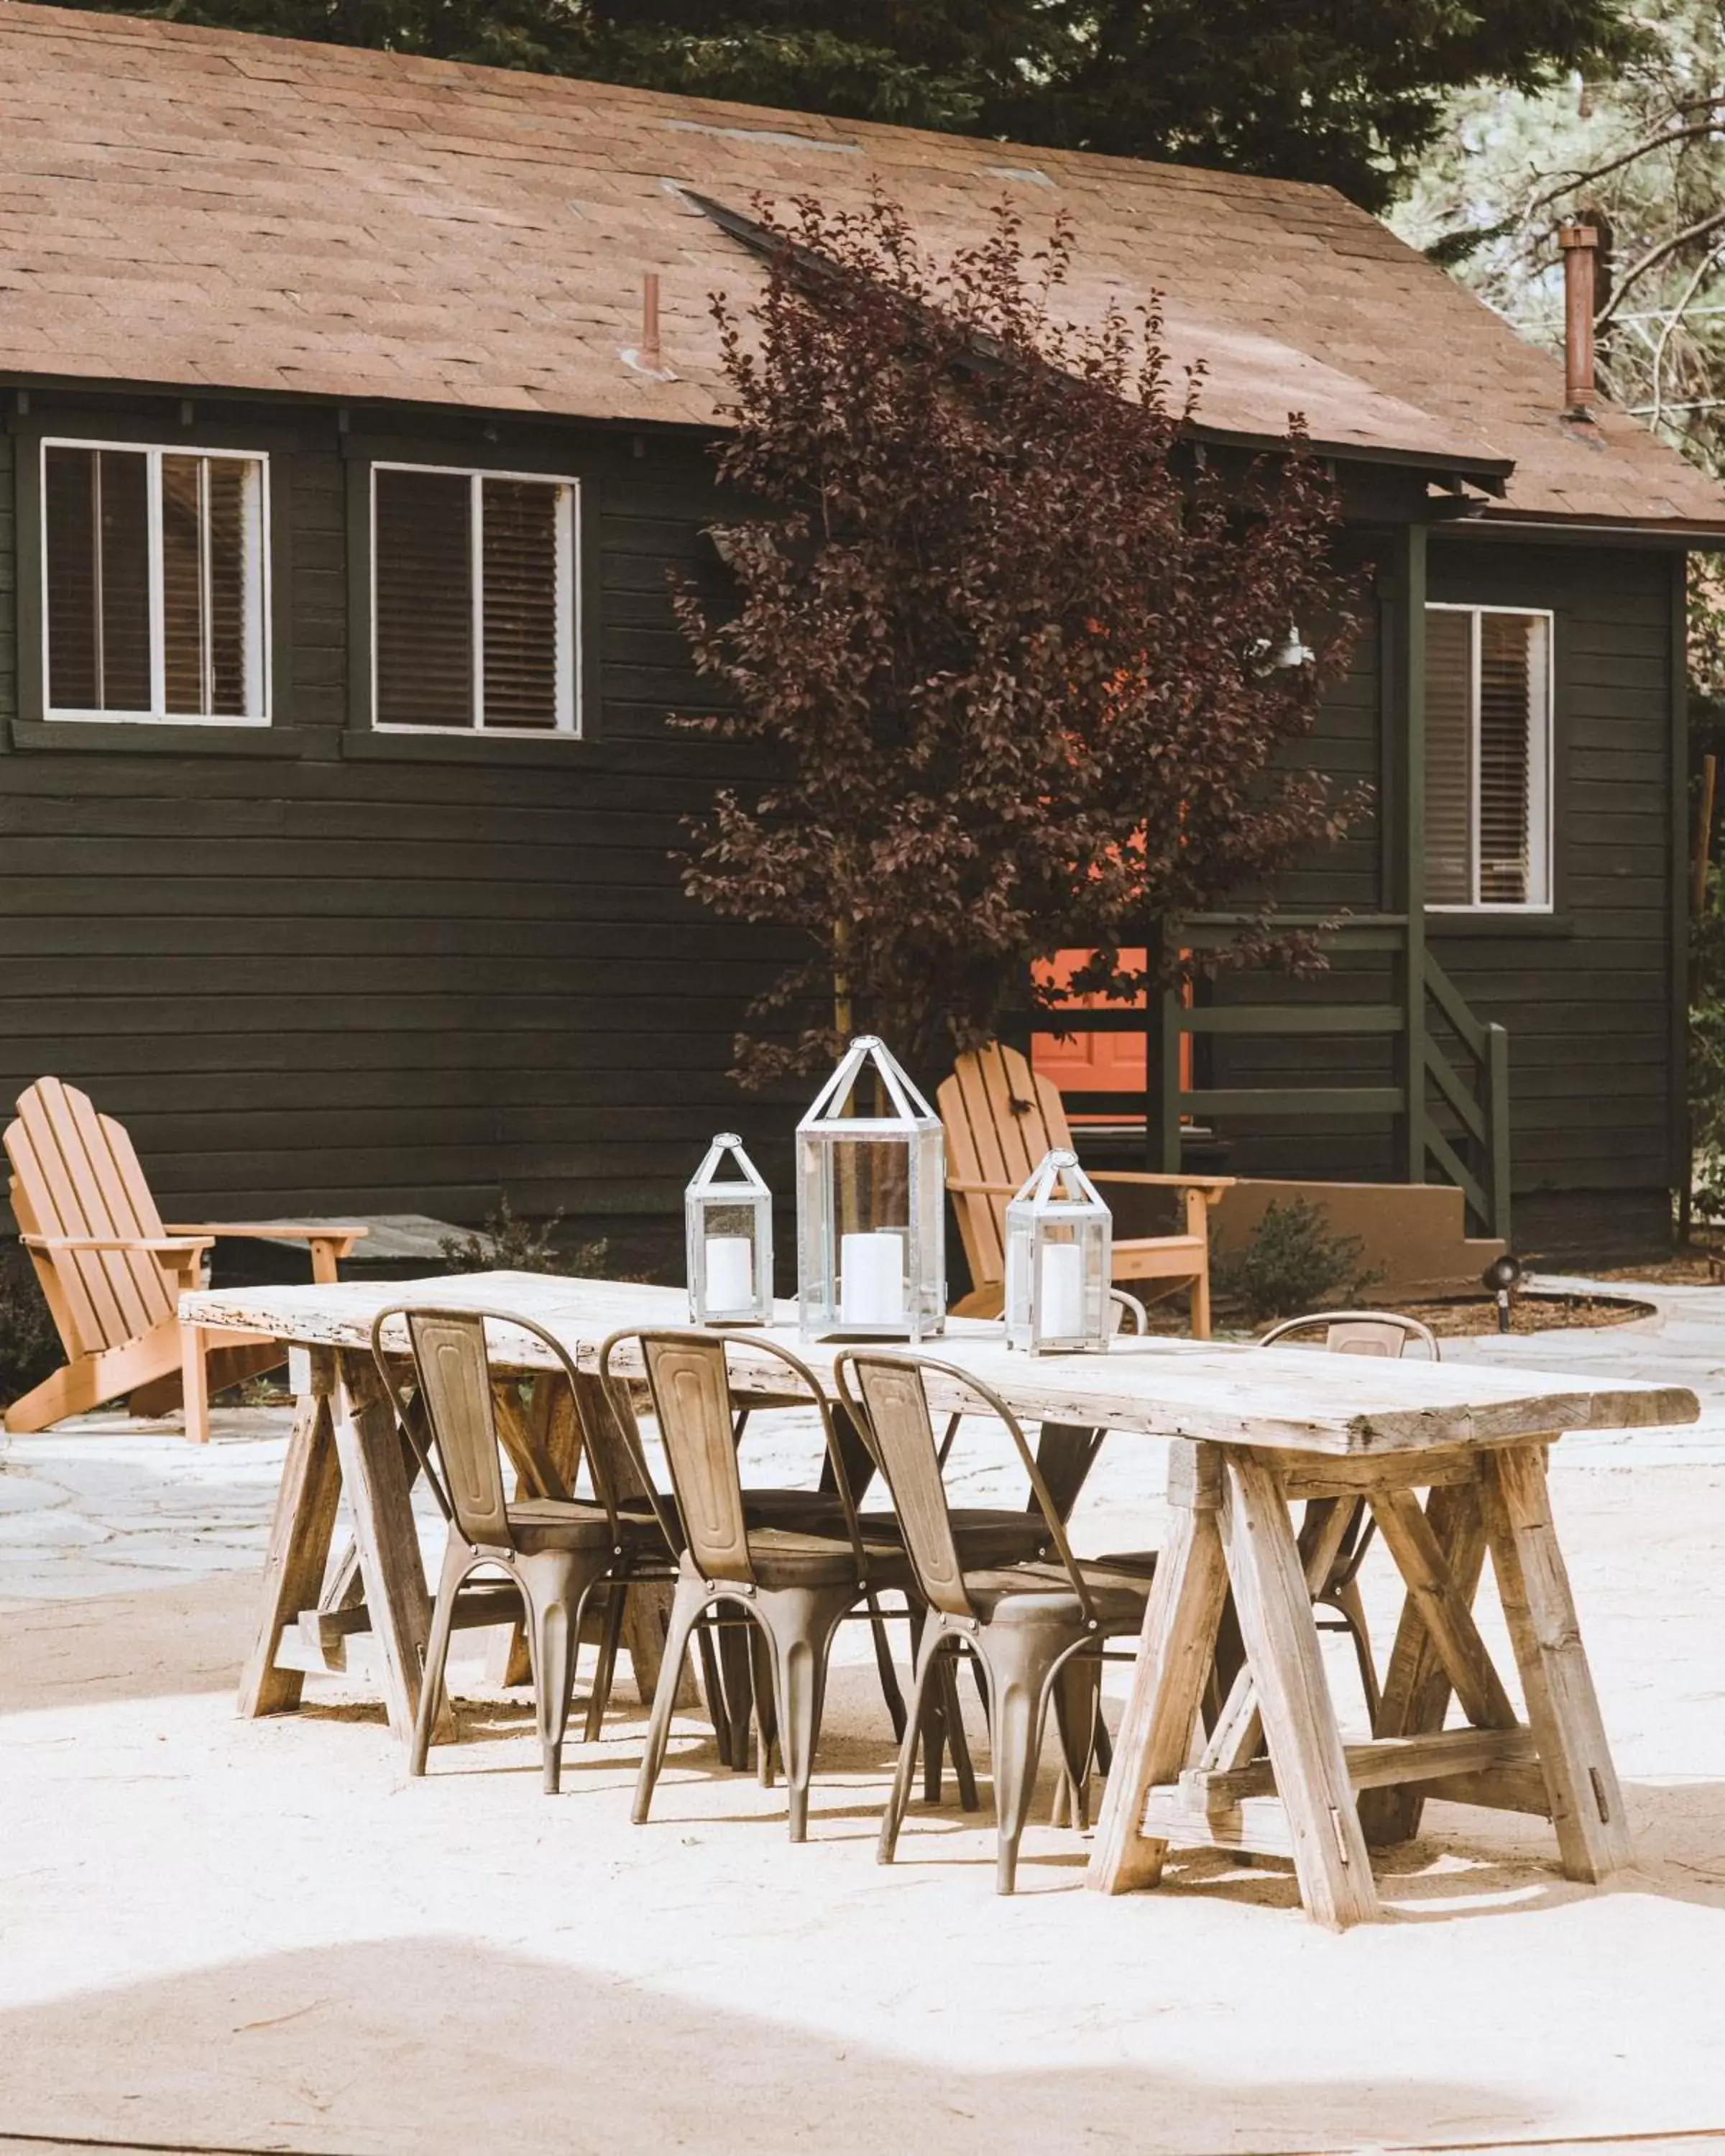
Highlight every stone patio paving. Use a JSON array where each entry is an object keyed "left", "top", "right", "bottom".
[{"left": 2, "top": 1279, "right": 1724, "bottom": 2155}]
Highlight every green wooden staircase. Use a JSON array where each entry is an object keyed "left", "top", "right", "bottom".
[{"left": 1036, "top": 914, "right": 1512, "bottom": 1241}]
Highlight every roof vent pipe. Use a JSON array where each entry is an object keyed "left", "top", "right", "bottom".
[{"left": 1559, "top": 224, "right": 1599, "bottom": 420}]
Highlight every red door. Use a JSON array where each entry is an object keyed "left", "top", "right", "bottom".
[{"left": 1031, "top": 949, "right": 1192, "bottom": 1122}]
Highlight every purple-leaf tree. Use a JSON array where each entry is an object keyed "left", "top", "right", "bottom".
[{"left": 676, "top": 193, "right": 1363, "bottom": 1084}]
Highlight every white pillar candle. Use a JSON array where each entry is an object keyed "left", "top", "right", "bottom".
[
  {"left": 1038, "top": 1240, "right": 1085, "bottom": 1340},
  {"left": 703, "top": 1234, "right": 754, "bottom": 1313},
  {"left": 840, "top": 1231, "right": 906, "bottom": 1327}
]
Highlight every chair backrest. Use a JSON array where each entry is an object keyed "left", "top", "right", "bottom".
[
  {"left": 937, "top": 1042, "right": 1073, "bottom": 1294},
  {"left": 380, "top": 1307, "right": 512, "bottom": 1547},
  {"left": 371, "top": 1302, "right": 620, "bottom": 1554},
  {"left": 1257, "top": 1309, "right": 1441, "bottom": 1362},
  {"left": 836, "top": 1350, "right": 1094, "bottom": 1625},
  {"left": 599, "top": 1329, "right": 868, "bottom": 1590},
  {"left": 4, "top": 1076, "right": 176, "bottom": 1358}
]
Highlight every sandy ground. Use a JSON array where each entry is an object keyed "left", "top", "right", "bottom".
[{"left": 4, "top": 1285, "right": 1725, "bottom": 2155}]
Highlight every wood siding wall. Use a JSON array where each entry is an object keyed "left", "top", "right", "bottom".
[
  {"left": 0, "top": 395, "right": 798, "bottom": 1235},
  {"left": 1204, "top": 534, "right": 1680, "bottom": 1254},
  {"left": 0, "top": 394, "right": 1683, "bottom": 1258}
]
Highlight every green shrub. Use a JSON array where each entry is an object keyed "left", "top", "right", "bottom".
[
  {"left": 0, "top": 1239, "right": 63, "bottom": 1409},
  {"left": 438, "top": 1195, "right": 609, "bottom": 1279},
  {"left": 1214, "top": 1197, "right": 1381, "bottom": 1325}
]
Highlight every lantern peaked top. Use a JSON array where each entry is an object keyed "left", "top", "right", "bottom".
[
  {"left": 686, "top": 1132, "right": 770, "bottom": 1198},
  {"left": 796, "top": 1036, "right": 940, "bottom": 1133},
  {"left": 1013, "top": 1148, "right": 1108, "bottom": 1208}
]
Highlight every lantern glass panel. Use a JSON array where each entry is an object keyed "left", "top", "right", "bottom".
[
  {"left": 796, "top": 1036, "right": 945, "bottom": 1341},
  {"left": 685, "top": 1133, "right": 773, "bottom": 1325},
  {"left": 1003, "top": 1149, "right": 1113, "bottom": 1354}
]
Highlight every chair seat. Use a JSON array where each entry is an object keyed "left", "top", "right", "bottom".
[
  {"left": 505, "top": 1496, "right": 617, "bottom": 1554},
  {"left": 1089, "top": 1547, "right": 1158, "bottom": 1580},
  {"left": 678, "top": 1529, "right": 865, "bottom": 1593},
  {"left": 960, "top": 1560, "right": 1151, "bottom": 1631},
  {"left": 744, "top": 1488, "right": 1050, "bottom": 1567}
]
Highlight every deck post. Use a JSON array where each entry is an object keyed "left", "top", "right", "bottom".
[{"left": 1390, "top": 521, "right": 1428, "bottom": 1186}]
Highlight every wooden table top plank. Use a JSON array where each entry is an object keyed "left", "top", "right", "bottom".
[{"left": 180, "top": 1271, "right": 1697, "bottom": 1458}]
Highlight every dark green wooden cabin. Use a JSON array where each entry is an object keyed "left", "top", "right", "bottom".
[{"left": 1, "top": 5, "right": 1721, "bottom": 1268}]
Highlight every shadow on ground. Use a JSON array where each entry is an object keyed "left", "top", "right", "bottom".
[{"left": 0, "top": 1934, "right": 1524, "bottom": 2156}]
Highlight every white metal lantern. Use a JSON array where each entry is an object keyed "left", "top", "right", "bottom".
[
  {"left": 685, "top": 1133, "right": 774, "bottom": 1326},
  {"left": 1004, "top": 1149, "right": 1113, "bottom": 1355},
  {"left": 796, "top": 1036, "right": 945, "bottom": 1342}
]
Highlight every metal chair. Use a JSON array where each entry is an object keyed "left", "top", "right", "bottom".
[
  {"left": 601, "top": 1327, "right": 918, "bottom": 1843},
  {"left": 836, "top": 1350, "right": 1152, "bottom": 1894},
  {"left": 1256, "top": 1309, "right": 1441, "bottom": 1721},
  {"left": 371, "top": 1303, "right": 661, "bottom": 1795}
]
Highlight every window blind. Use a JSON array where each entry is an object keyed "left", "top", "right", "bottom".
[
  {"left": 374, "top": 469, "right": 474, "bottom": 729},
  {"left": 372, "top": 466, "right": 575, "bottom": 732},
  {"left": 481, "top": 479, "right": 562, "bottom": 730},
  {"left": 1478, "top": 612, "right": 1540, "bottom": 904},
  {"left": 44, "top": 446, "right": 152, "bottom": 712},
  {"left": 43, "top": 443, "right": 264, "bottom": 720},
  {"left": 1423, "top": 605, "right": 1549, "bottom": 908},
  {"left": 1424, "top": 608, "right": 1473, "bottom": 906}
]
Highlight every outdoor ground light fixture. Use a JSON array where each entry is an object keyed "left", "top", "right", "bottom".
[
  {"left": 1005, "top": 1148, "right": 1113, "bottom": 1355},
  {"left": 685, "top": 1132, "right": 773, "bottom": 1326},
  {"left": 796, "top": 1036, "right": 945, "bottom": 1342}
]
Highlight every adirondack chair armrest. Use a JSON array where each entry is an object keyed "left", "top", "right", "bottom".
[
  {"left": 944, "top": 1176, "right": 1023, "bottom": 1198},
  {"left": 22, "top": 1233, "right": 216, "bottom": 1255},
  {"left": 166, "top": 1222, "right": 369, "bottom": 1252}
]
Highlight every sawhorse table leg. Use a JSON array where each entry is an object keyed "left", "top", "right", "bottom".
[{"left": 237, "top": 1345, "right": 451, "bottom": 1749}]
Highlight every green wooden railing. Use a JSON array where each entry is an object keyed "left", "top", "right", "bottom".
[{"left": 1033, "top": 913, "right": 1512, "bottom": 1240}]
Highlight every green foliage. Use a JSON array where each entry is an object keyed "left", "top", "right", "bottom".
[
  {"left": 1690, "top": 858, "right": 1725, "bottom": 1218},
  {"left": 676, "top": 196, "right": 1363, "bottom": 1083},
  {"left": 34, "top": 0, "right": 1636, "bottom": 208},
  {"left": 0, "top": 1240, "right": 63, "bottom": 1409},
  {"left": 438, "top": 1196, "right": 609, "bottom": 1278},
  {"left": 1393, "top": 1, "right": 1725, "bottom": 476},
  {"left": 1214, "top": 1197, "right": 1381, "bottom": 1324}
]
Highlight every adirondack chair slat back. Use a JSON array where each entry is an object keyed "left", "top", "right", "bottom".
[
  {"left": 937, "top": 1042, "right": 1073, "bottom": 1294},
  {"left": 6, "top": 1078, "right": 176, "bottom": 1358}
]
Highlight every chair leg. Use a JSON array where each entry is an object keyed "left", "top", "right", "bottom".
[
  {"left": 411, "top": 1537, "right": 470, "bottom": 1777},
  {"left": 908, "top": 1600, "right": 978, "bottom": 1812},
  {"left": 717, "top": 1605, "right": 755, "bottom": 1772},
  {"left": 1092, "top": 1709, "right": 1113, "bottom": 1778},
  {"left": 864, "top": 1588, "right": 908, "bottom": 1741},
  {"left": 934, "top": 1646, "right": 980, "bottom": 1812},
  {"left": 750, "top": 1623, "right": 778, "bottom": 1787},
  {"left": 583, "top": 1579, "right": 628, "bottom": 1743},
  {"left": 1190, "top": 1258, "right": 1212, "bottom": 1340},
  {"left": 760, "top": 1585, "right": 853, "bottom": 1843},
  {"left": 632, "top": 1573, "right": 707, "bottom": 1825},
  {"left": 693, "top": 1611, "right": 732, "bottom": 1769},
  {"left": 879, "top": 1626, "right": 947, "bottom": 1866},
  {"left": 976, "top": 1621, "right": 1067, "bottom": 1894},
  {"left": 1328, "top": 1577, "right": 1382, "bottom": 1727},
  {"left": 1051, "top": 1651, "right": 1101, "bottom": 1832},
  {"left": 519, "top": 1557, "right": 594, "bottom": 1797}
]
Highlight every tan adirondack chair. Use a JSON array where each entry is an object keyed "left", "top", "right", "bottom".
[
  {"left": 4, "top": 1077, "right": 366, "bottom": 1441},
  {"left": 938, "top": 1042, "right": 1230, "bottom": 1337}
]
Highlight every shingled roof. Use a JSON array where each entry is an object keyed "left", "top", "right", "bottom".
[{"left": 3, "top": 1, "right": 1723, "bottom": 531}]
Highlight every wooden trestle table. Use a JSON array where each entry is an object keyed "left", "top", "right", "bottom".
[{"left": 184, "top": 1270, "right": 1697, "bottom": 1930}]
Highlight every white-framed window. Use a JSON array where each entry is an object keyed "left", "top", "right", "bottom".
[
  {"left": 370, "top": 464, "right": 580, "bottom": 734},
  {"left": 1424, "top": 603, "right": 1553, "bottom": 911},
  {"left": 41, "top": 440, "right": 270, "bottom": 724}
]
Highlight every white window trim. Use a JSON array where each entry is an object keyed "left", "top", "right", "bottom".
[
  {"left": 1426, "top": 600, "right": 1554, "bottom": 915},
  {"left": 369, "top": 461, "right": 582, "bottom": 737},
  {"left": 40, "top": 438, "right": 272, "bottom": 726}
]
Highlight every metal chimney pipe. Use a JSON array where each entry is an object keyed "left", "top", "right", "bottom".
[
  {"left": 1559, "top": 224, "right": 1599, "bottom": 418},
  {"left": 641, "top": 272, "right": 663, "bottom": 376}
]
